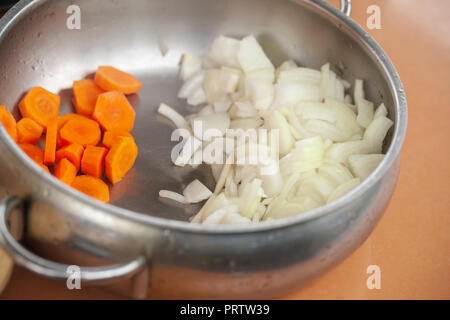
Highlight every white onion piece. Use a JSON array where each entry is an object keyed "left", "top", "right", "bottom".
[
  {"left": 203, "top": 68, "right": 240, "bottom": 104},
  {"left": 327, "top": 178, "right": 361, "bottom": 203},
  {"left": 276, "top": 60, "right": 298, "bottom": 78},
  {"left": 157, "top": 103, "right": 189, "bottom": 130},
  {"left": 234, "top": 101, "right": 259, "bottom": 118},
  {"left": 297, "top": 173, "right": 338, "bottom": 202},
  {"left": 356, "top": 98, "right": 374, "bottom": 128},
  {"left": 198, "top": 105, "right": 215, "bottom": 116},
  {"left": 304, "top": 119, "right": 350, "bottom": 142},
  {"left": 238, "top": 178, "right": 263, "bottom": 219},
  {"left": 374, "top": 103, "right": 388, "bottom": 119},
  {"left": 206, "top": 35, "right": 241, "bottom": 69},
  {"left": 246, "top": 78, "right": 274, "bottom": 110},
  {"left": 230, "top": 117, "right": 263, "bottom": 130},
  {"left": 272, "top": 82, "right": 320, "bottom": 109},
  {"left": 280, "top": 136, "right": 324, "bottom": 176},
  {"left": 190, "top": 112, "right": 230, "bottom": 141},
  {"left": 264, "top": 110, "right": 294, "bottom": 157},
  {"left": 349, "top": 154, "right": 384, "bottom": 180},
  {"left": 325, "top": 140, "right": 372, "bottom": 165},
  {"left": 344, "top": 94, "right": 353, "bottom": 105},
  {"left": 277, "top": 68, "right": 321, "bottom": 85},
  {"left": 213, "top": 99, "right": 232, "bottom": 113},
  {"left": 159, "top": 190, "right": 186, "bottom": 203},
  {"left": 183, "top": 179, "right": 213, "bottom": 203},
  {"left": 180, "top": 53, "right": 202, "bottom": 81},
  {"left": 363, "top": 116, "right": 393, "bottom": 153},
  {"left": 238, "top": 35, "right": 274, "bottom": 73},
  {"left": 297, "top": 101, "right": 339, "bottom": 123},
  {"left": 318, "top": 158, "right": 354, "bottom": 185},
  {"left": 178, "top": 71, "right": 205, "bottom": 99},
  {"left": 222, "top": 210, "right": 252, "bottom": 225},
  {"left": 187, "top": 87, "right": 206, "bottom": 106}
]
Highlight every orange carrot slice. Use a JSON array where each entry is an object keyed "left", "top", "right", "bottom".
[
  {"left": 71, "top": 175, "right": 110, "bottom": 203},
  {"left": 72, "top": 79, "right": 104, "bottom": 116},
  {"left": 19, "top": 87, "right": 60, "bottom": 128},
  {"left": 0, "top": 105, "right": 17, "bottom": 142},
  {"left": 94, "top": 66, "right": 142, "bottom": 95},
  {"left": 19, "top": 143, "right": 44, "bottom": 164},
  {"left": 56, "top": 113, "right": 88, "bottom": 148},
  {"left": 92, "top": 91, "right": 136, "bottom": 132},
  {"left": 105, "top": 137, "right": 138, "bottom": 184},
  {"left": 102, "top": 130, "right": 133, "bottom": 148},
  {"left": 54, "top": 158, "right": 77, "bottom": 185},
  {"left": 44, "top": 118, "right": 58, "bottom": 165},
  {"left": 16, "top": 118, "right": 44, "bottom": 144},
  {"left": 39, "top": 163, "right": 50, "bottom": 173},
  {"left": 57, "top": 113, "right": 88, "bottom": 130},
  {"left": 81, "top": 145, "right": 108, "bottom": 178},
  {"left": 59, "top": 117, "right": 101, "bottom": 146},
  {"left": 55, "top": 143, "right": 84, "bottom": 171}
]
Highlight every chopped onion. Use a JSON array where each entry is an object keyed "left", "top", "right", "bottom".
[
  {"left": 158, "top": 34, "right": 394, "bottom": 225},
  {"left": 178, "top": 71, "right": 205, "bottom": 99},
  {"left": 180, "top": 53, "right": 202, "bottom": 81},
  {"left": 190, "top": 112, "right": 230, "bottom": 141},
  {"left": 325, "top": 140, "right": 372, "bottom": 165},
  {"left": 238, "top": 35, "right": 274, "bottom": 73},
  {"left": 327, "top": 178, "right": 361, "bottom": 203},
  {"left": 349, "top": 154, "right": 384, "bottom": 180},
  {"left": 374, "top": 103, "right": 388, "bottom": 119},
  {"left": 183, "top": 179, "right": 213, "bottom": 203},
  {"left": 363, "top": 116, "right": 393, "bottom": 153},
  {"left": 264, "top": 110, "right": 294, "bottom": 157},
  {"left": 203, "top": 68, "right": 240, "bottom": 104},
  {"left": 159, "top": 190, "right": 186, "bottom": 203},
  {"left": 206, "top": 35, "right": 241, "bottom": 69},
  {"left": 158, "top": 103, "right": 189, "bottom": 130}
]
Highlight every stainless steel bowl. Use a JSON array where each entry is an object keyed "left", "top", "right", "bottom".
[{"left": 0, "top": 0, "right": 407, "bottom": 299}]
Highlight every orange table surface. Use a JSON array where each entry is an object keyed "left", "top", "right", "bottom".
[{"left": 1, "top": 0, "right": 449, "bottom": 300}]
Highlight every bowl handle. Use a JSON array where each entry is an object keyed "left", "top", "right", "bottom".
[
  {"left": 0, "top": 195, "right": 146, "bottom": 285},
  {"left": 339, "top": 0, "right": 352, "bottom": 16}
]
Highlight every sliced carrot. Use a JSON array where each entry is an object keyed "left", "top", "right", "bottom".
[
  {"left": 94, "top": 66, "right": 142, "bottom": 95},
  {"left": 105, "top": 136, "right": 138, "bottom": 184},
  {"left": 44, "top": 118, "right": 58, "bottom": 165},
  {"left": 71, "top": 175, "right": 110, "bottom": 203},
  {"left": 54, "top": 158, "right": 77, "bottom": 185},
  {"left": 19, "top": 87, "right": 60, "bottom": 128},
  {"left": 57, "top": 113, "right": 88, "bottom": 130},
  {"left": 0, "top": 105, "right": 17, "bottom": 142},
  {"left": 72, "top": 79, "right": 104, "bottom": 116},
  {"left": 81, "top": 145, "right": 108, "bottom": 178},
  {"left": 38, "top": 163, "right": 50, "bottom": 173},
  {"left": 16, "top": 118, "right": 44, "bottom": 144},
  {"left": 55, "top": 143, "right": 84, "bottom": 171},
  {"left": 102, "top": 130, "right": 133, "bottom": 148},
  {"left": 19, "top": 143, "right": 44, "bottom": 164},
  {"left": 92, "top": 91, "right": 136, "bottom": 132},
  {"left": 56, "top": 113, "right": 88, "bottom": 148},
  {"left": 59, "top": 117, "right": 101, "bottom": 146}
]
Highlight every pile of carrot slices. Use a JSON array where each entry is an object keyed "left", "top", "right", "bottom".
[{"left": 0, "top": 66, "right": 141, "bottom": 203}]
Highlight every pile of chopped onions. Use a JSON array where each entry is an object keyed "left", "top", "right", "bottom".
[{"left": 158, "top": 35, "right": 393, "bottom": 225}]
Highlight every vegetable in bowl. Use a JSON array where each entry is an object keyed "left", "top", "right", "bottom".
[{"left": 158, "top": 35, "right": 393, "bottom": 225}]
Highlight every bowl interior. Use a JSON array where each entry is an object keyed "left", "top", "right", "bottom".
[{"left": 0, "top": 0, "right": 397, "bottom": 221}]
